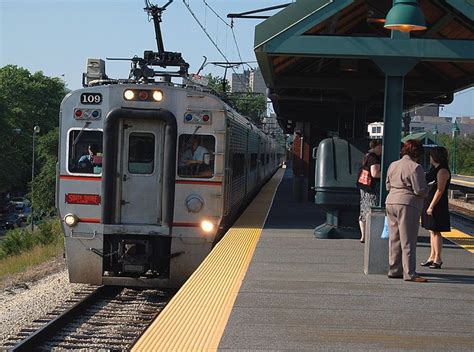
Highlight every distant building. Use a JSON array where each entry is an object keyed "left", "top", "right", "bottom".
[
  {"left": 368, "top": 122, "right": 384, "bottom": 139},
  {"left": 407, "top": 104, "right": 440, "bottom": 118},
  {"left": 368, "top": 117, "right": 474, "bottom": 140},
  {"left": 249, "top": 68, "right": 267, "bottom": 94},
  {"left": 230, "top": 70, "right": 250, "bottom": 92},
  {"left": 454, "top": 116, "right": 474, "bottom": 125},
  {"left": 262, "top": 113, "right": 281, "bottom": 135}
]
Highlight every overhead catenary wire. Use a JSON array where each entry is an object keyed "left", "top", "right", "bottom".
[
  {"left": 182, "top": 0, "right": 250, "bottom": 92},
  {"left": 202, "top": 0, "right": 252, "bottom": 70}
]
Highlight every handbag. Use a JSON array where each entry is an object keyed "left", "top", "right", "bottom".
[{"left": 356, "top": 153, "right": 373, "bottom": 191}]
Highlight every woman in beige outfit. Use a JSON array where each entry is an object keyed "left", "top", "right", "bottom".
[{"left": 385, "top": 140, "right": 428, "bottom": 282}]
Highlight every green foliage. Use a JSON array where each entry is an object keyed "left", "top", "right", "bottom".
[
  {"left": 436, "top": 134, "right": 474, "bottom": 175},
  {"left": 0, "top": 65, "right": 66, "bottom": 193},
  {"left": 0, "top": 219, "right": 62, "bottom": 260},
  {"left": 0, "top": 228, "right": 35, "bottom": 257},
  {"left": 227, "top": 93, "right": 267, "bottom": 126},
  {"left": 204, "top": 73, "right": 229, "bottom": 95},
  {"left": 204, "top": 73, "right": 266, "bottom": 125},
  {"left": 36, "top": 218, "right": 62, "bottom": 245},
  {"left": 30, "top": 128, "right": 59, "bottom": 215}
]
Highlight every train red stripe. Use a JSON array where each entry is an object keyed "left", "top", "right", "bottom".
[
  {"left": 173, "top": 222, "right": 201, "bottom": 227},
  {"left": 175, "top": 180, "right": 222, "bottom": 186},
  {"left": 60, "top": 175, "right": 102, "bottom": 181},
  {"left": 79, "top": 218, "right": 101, "bottom": 223}
]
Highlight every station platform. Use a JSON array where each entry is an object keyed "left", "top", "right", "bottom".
[{"left": 133, "top": 168, "right": 474, "bottom": 351}]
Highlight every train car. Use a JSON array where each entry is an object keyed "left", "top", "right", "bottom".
[{"left": 56, "top": 59, "right": 282, "bottom": 288}]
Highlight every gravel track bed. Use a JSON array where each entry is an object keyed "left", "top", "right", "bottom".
[{"left": 0, "top": 269, "right": 88, "bottom": 348}]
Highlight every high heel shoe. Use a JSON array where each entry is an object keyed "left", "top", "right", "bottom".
[
  {"left": 420, "top": 260, "right": 433, "bottom": 267},
  {"left": 429, "top": 262, "right": 443, "bottom": 269}
]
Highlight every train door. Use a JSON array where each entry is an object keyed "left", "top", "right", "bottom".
[{"left": 119, "top": 119, "right": 164, "bottom": 224}]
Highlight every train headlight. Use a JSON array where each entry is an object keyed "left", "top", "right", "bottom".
[
  {"left": 185, "top": 195, "right": 204, "bottom": 213},
  {"left": 64, "top": 213, "right": 79, "bottom": 227},
  {"left": 201, "top": 220, "right": 214, "bottom": 233},
  {"left": 153, "top": 90, "right": 163, "bottom": 102},
  {"left": 124, "top": 90, "right": 135, "bottom": 100}
]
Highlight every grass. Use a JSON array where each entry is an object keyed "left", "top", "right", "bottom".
[{"left": 0, "top": 240, "right": 64, "bottom": 278}]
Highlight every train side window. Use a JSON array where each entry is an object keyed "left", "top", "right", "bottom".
[
  {"left": 178, "top": 134, "right": 215, "bottom": 178},
  {"left": 128, "top": 133, "right": 155, "bottom": 174},
  {"left": 250, "top": 153, "right": 257, "bottom": 170},
  {"left": 68, "top": 130, "right": 103, "bottom": 174},
  {"left": 232, "top": 153, "right": 245, "bottom": 178}
]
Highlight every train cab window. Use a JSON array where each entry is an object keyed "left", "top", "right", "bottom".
[
  {"left": 178, "top": 134, "right": 215, "bottom": 178},
  {"left": 68, "top": 130, "right": 103, "bottom": 174},
  {"left": 128, "top": 133, "right": 155, "bottom": 174}
]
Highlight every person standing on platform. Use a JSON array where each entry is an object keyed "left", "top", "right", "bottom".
[
  {"left": 420, "top": 147, "right": 451, "bottom": 269},
  {"left": 385, "top": 140, "right": 428, "bottom": 282},
  {"left": 358, "top": 140, "right": 382, "bottom": 243}
]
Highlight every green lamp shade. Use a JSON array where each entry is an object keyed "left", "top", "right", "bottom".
[{"left": 384, "top": 0, "right": 427, "bottom": 32}]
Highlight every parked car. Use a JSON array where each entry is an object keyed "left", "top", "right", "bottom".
[
  {"left": 0, "top": 212, "right": 22, "bottom": 230},
  {"left": 17, "top": 207, "right": 31, "bottom": 223},
  {"left": 10, "top": 197, "right": 30, "bottom": 211}
]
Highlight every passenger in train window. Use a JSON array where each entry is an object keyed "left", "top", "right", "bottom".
[
  {"left": 420, "top": 147, "right": 451, "bottom": 269},
  {"left": 385, "top": 140, "right": 429, "bottom": 282},
  {"left": 358, "top": 140, "right": 382, "bottom": 243}
]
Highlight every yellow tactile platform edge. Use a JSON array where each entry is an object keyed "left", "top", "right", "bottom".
[
  {"left": 451, "top": 178, "right": 474, "bottom": 187},
  {"left": 132, "top": 169, "right": 284, "bottom": 351},
  {"left": 443, "top": 228, "right": 474, "bottom": 253}
]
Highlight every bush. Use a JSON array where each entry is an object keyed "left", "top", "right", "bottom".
[
  {"left": 1, "top": 228, "right": 35, "bottom": 256},
  {"left": 0, "top": 218, "right": 63, "bottom": 258},
  {"left": 36, "top": 219, "right": 62, "bottom": 245}
]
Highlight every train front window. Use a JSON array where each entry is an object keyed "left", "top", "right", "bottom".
[
  {"left": 178, "top": 134, "right": 215, "bottom": 178},
  {"left": 128, "top": 133, "right": 155, "bottom": 174},
  {"left": 68, "top": 130, "right": 103, "bottom": 174}
]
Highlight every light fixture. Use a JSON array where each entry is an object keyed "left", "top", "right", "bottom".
[
  {"left": 64, "top": 213, "right": 79, "bottom": 227},
  {"left": 153, "top": 90, "right": 163, "bottom": 101},
  {"left": 340, "top": 59, "right": 358, "bottom": 72},
  {"left": 200, "top": 220, "right": 214, "bottom": 233},
  {"left": 124, "top": 89, "right": 135, "bottom": 100},
  {"left": 384, "top": 0, "right": 426, "bottom": 33}
]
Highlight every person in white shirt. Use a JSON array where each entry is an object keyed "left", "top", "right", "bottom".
[{"left": 180, "top": 139, "right": 210, "bottom": 175}]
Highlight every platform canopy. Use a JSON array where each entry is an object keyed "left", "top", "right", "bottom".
[{"left": 254, "top": 0, "right": 474, "bottom": 133}]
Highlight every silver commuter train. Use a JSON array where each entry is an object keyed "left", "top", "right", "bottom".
[{"left": 57, "top": 62, "right": 282, "bottom": 288}]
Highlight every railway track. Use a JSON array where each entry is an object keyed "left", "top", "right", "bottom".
[
  {"left": 449, "top": 203, "right": 474, "bottom": 221},
  {"left": 5, "top": 285, "right": 171, "bottom": 351}
]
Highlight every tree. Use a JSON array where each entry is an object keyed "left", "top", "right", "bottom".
[
  {"left": 0, "top": 65, "right": 66, "bottom": 193},
  {"left": 204, "top": 73, "right": 266, "bottom": 125},
  {"left": 437, "top": 133, "right": 474, "bottom": 175},
  {"left": 30, "top": 128, "right": 59, "bottom": 215}
]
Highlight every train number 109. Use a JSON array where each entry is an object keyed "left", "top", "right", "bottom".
[{"left": 81, "top": 93, "right": 102, "bottom": 105}]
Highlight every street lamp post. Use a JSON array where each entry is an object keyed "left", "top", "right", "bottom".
[
  {"left": 451, "top": 120, "right": 460, "bottom": 175},
  {"left": 31, "top": 125, "right": 40, "bottom": 231}
]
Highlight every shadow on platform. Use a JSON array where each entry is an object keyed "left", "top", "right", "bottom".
[{"left": 264, "top": 168, "right": 325, "bottom": 230}]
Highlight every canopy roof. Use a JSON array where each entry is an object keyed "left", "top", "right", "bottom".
[
  {"left": 401, "top": 131, "right": 440, "bottom": 145},
  {"left": 254, "top": 0, "right": 474, "bottom": 133}
]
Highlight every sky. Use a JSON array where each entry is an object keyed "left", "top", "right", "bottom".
[{"left": 1, "top": 0, "right": 472, "bottom": 119}]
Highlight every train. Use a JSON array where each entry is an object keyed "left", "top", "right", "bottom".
[{"left": 56, "top": 57, "right": 282, "bottom": 288}]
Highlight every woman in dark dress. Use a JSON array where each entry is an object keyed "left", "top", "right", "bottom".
[{"left": 420, "top": 147, "right": 451, "bottom": 269}]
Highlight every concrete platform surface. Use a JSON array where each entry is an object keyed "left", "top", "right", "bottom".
[{"left": 219, "top": 170, "right": 474, "bottom": 351}]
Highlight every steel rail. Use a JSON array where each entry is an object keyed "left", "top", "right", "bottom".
[{"left": 10, "top": 286, "right": 119, "bottom": 352}]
